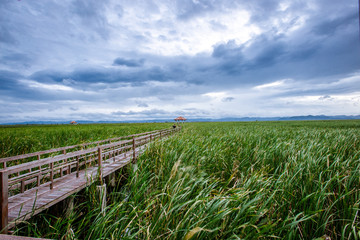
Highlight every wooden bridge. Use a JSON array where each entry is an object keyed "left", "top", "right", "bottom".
[{"left": 0, "top": 127, "right": 180, "bottom": 234}]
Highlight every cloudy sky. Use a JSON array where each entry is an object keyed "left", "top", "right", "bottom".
[{"left": 0, "top": 0, "right": 359, "bottom": 123}]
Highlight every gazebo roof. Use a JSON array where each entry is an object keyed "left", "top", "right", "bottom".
[{"left": 174, "top": 116, "right": 187, "bottom": 121}]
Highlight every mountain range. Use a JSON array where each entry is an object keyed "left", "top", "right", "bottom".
[{"left": 1, "top": 115, "right": 360, "bottom": 125}]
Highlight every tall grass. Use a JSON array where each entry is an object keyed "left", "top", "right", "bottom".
[
  {"left": 0, "top": 123, "right": 171, "bottom": 158},
  {"left": 12, "top": 120, "right": 360, "bottom": 239}
]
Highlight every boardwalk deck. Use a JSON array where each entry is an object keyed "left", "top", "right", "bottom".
[{"left": 0, "top": 128, "right": 180, "bottom": 233}]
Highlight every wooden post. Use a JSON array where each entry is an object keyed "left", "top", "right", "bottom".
[
  {"left": 63, "top": 196, "right": 74, "bottom": 218},
  {"left": 150, "top": 134, "right": 152, "bottom": 142},
  {"left": 20, "top": 180, "right": 25, "bottom": 193},
  {"left": 37, "top": 164, "right": 42, "bottom": 186},
  {"left": 37, "top": 173, "right": 41, "bottom": 186},
  {"left": 132, "top": 137, "right": 136, "bottom": 163},
  {"left": 98, "top": 148, "right": 103, "bottom": 185},
  {"left": 2, "top": 162, "right": 6, "bottom": 169},
  {"left": 113, "top": 148, "right": 116, "bottom": 162},
  {"left": 68, "top": 160, "right": 71, "bottom": 175},
  {"left": 76, "top": 156, "right": 80, "bottom": 178},
  {"left": 96, "top": 184, "right": 106, "bottom": 216},
  {"left": 0, "top": 171, "right": 8, "bottom": 234},
  {"left": 50, "top": 162, "right": 54, "bottom": 190}
]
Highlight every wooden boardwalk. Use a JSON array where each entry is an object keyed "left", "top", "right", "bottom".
[{"left": 0, "top": 128, "right": 180, "bottom": 234}]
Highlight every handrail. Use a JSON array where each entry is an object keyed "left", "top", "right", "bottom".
[
  {"left": 0, "top": 129, "right": 176, "bottom": 175},
  {"left": 0, "top": 129, "right": 163, "bottom": 166},
  {"left": 0, "top": 126, "right": 181, "bottom": 233}
]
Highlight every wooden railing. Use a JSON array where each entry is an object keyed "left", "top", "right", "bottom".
[{"left": 0, "top": 127, "right": 180, "bottom": 233}]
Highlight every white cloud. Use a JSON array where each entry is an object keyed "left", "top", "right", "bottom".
[
  {"left": 253, "top": 79, "right": 288, "bottom": 90},
  {"left": 20, "top": 80, "right": 74, "bottom": 91}
]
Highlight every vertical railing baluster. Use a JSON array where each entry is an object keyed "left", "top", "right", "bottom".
[
  {"left": 68, "top": 158, "right": 71, "bottom": 175},
  {"left": 37, "top": 174, "right": 40, "bottom": 186},
  {"left": 132, "top": 137, "right": 136, "bottom": 162},
  {"left": 76, "top": 156, "right": 79, "bottom": 178},
  {"left": 20, "top": 180, "right": 25, "bottom": 193},
  {"left": 98, "top": 148, "right": 103, "bottom": 185},
  {"left": 38, "top": 164, "right": 42, "bottom": 186},
  {"left": 50, "top": 162, "right": 54, "bottom": 190}
]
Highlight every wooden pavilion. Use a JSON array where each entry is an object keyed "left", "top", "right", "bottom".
[{"left": 174, "top": 116, "right": 187, "bottom": 125}]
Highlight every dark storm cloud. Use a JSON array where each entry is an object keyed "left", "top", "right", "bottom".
[
  {"left": 29, "top": 70, "right": 67, "bottom": 83},
  {"left": 29, "top": 66, "right": 170, "bottom": 86},
  {"left": 0, "top": 70, "right": 59, "bottom": 101},
  {"left": 0, "top": 70, "right": 22, "bottom": 91},
  {"left": 312, "top": 11, "right": 358, "bottom": 37},
  {"left": 113, "top": 58, "right": 145, "bottom": 67},
  {"left": 209, "top": 3, "right": 360, "bottom": 84}
]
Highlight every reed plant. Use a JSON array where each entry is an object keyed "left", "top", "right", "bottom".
[
  {"left": 0, "top": 122, "right": 171, "bottom": 159},
  {"left": 12, "top": 120, "right": 360, "bottom": 239}
]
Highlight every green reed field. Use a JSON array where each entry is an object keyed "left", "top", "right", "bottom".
[
  {"left": 0, "top": 122, "right": 171, "bottom": 159},
  {"left": 5, "top": 120, "right": 360, "bottom": 239}
]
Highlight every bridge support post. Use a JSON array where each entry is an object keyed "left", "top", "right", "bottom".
[
  {"left": 0, "top": 172, "right": 8, "bottom": 234},
  {"left": 64, "top": 196, "right": 75, "bottom": 218},
  {"left": 96, "top": 184, "right": 107, "bottom": 216},
  {"left": 106, "top": 173, "right": 116, "bottom": 187}
]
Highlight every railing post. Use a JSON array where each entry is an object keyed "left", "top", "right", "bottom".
[
  {"left": 21, "top": 180, "right": 25, "bottom": 193},
  {"left": 0, "top": 171, "right": 8, "bottom": 234},
  {"left": 132, "top": 137, "right": 136, "bottom": 163},
  {"left": 76, "top": 156, "right": 80, "bottom": 178},
  {"left": 37, "top": 173, "right": 41, "bottom": 186},
  {"left": 63, "top": 150, "right": 70, "bottom": 175},
  {"left": 98, "top": 147, "right": 103, "bottom": 185},
  {"left": 50, "top": 162, "right": 54, "bottom": 190},
  {"left": 68, "top": 160, "right": 71, "bottom": 175}
]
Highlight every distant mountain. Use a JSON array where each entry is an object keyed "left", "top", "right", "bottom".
[
  {"left": 1, "top": 115, "right": 360, "bottom": 125},
  {"left": 187, "top": 115, "right": 360, "bottom": 122}
]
